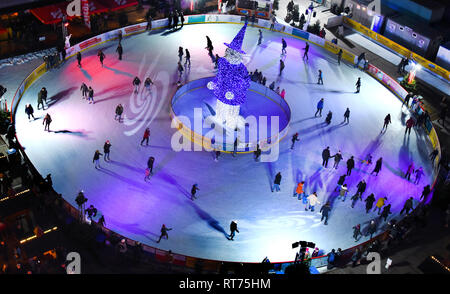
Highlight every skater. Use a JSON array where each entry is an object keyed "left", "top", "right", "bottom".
[
  {"left": 80, "top": 82, "right": 88, "bottom": 99},
  {"left": 306, "top": 192, "right": 320, "bottom": 212},
  {"left": 214, "top": 53, "right": 220, "bottom": 69},
  {"left": 156, "top": 224, "right": 172, "bottom": 243},
  {"left": 420, "top": 185, "right": 431, "bottom": 202},
  {"left": 405, "top": 117, "right": 415, "bottom": 135},
  {"left": 257, "top": 29, "right": 263, "bottom": 45},
  {"left": 322, "top": 146, "right": 331, "bottom": 167},
  {"left": 87, "top": 86, "right": 94, "bottom": 104},
  {"left": 414, "top": 167, "right": 424, "bottom": 185},
  {"left": 315, "top": 98, "right": 324, "bottom": 117},
  {"left": 317, "top": 70, "right": 323, "bottom": 85},
  {"left": 325, "top": 111, "right": 332, "bottom": 125},
  {"left": 147, "top": 156, "right": 155, "bottom": 174},
  {"left": 205, "top": 36, "right": 213, "bottom": 55},
  {"left": 214, "top": 150, "right": 220, "bottom": 162},
  {"left": 25, "top": 104, "right": 35, "bottom": 120},
  {"left": 343, "top": 108, "right": 350, "bottom": 124},
  {"left": 144, "top": 77, "right": 154, "bottom": 93},
  {"left": 355, "top": 179, "right": 367, "bottom": 197},
  {"left": 103, "top": 140, "right": 111, "bottom": 161},
  {"left": 320, "top": 202, "right": 331, "bottom": 225},
  {"left": 371, "top": 157, "right": 383, "bottom": 176},
  {"left": 37, "top": 88, "right": 45, "bottom": 110},
  {"left": 405, "top": 163, "right": 415, "bottom": 181},
  {"left": 402, "top": 92, "right": 413, "bottom": 107},
  {"left": 400, "top": 197, "right": 414, "bottom": 215},
  {"left": 279, "top": 59, "right": 285, "bottom": 75},
  {"left": 92, "top": 150, "right": 103, "bottom": 169},
  {"left": 365, "top": 193, "right": 376, "bottom": 213},
  {"left": 191, "top": 184, "right": 199, "bottom": 200},
  {"left": 337, "top": 184, "right": 348, "bottom": 201},
  {"left": 331, "top": 150, "right": 343, "bottom": 169},
  {"left": 185, "top": 48, "right": 191, "bottom": 66},
  {"left": 291, "top": 133, "right": 299, "bottom": 149},
  {"left": 373, "top": 196, "right": 387, "bottom": 214},
  {"left": 76, "top": 52, "right": 82, "bottom": 67},
  {"left": 280, "top": 89, "right": 286, "bottom": 99},
  {"left": 367, "top": 220, "right": 377, "bottom": 239},
  {"left": 178, "top": 46, "right": 183, "bottom": 62},
  {"left": 350, "top": 193, "right": 362, "bottom": 209},
  {"left": 272, "top": 172, "right": 282, "bottom": 192},
  {"left": 173, "top": 10, "right": 179, "bottom": 29},
  {"left": 254, "top": 144, "right": 262, "bottom": 162},
  {"left": 115, "top": 104, "right": 124, "bottom": 122},
  {"left": 43, "top": 113, "right": 52, "bottom": 131},
  {"left": 346, "top": 156, "right": 355, "bottom": 176},
  {"left": 303, "top": 42, "right": 309, "bottom": 60},
  {"left": 144, "top": 168, "right": 151, "bottom": 181},
  {"left": 381, "top": 114, "right": 391, "bottom": 131},
  {"left": 179, "top": 11, "right": 185, "bottom": 28},
  {"left": 281, "top": 38, "right": 287, "bottom": 55},
  {"left": 355, "top": 77, "right": 361, "bottom": 93},
  {"left": 229, "top": 220, "right": 239, "bottom": 240},
  {"left": 146, "top": 13, "right": 152, "bottom": 31},
  {"left": 294, "top": 181, "right": 305, "bottom": 200},
  {"left": 177, "top": 61, "right": 184, "bottom": 84},
  {"left": 116, "top": 43, "right": 123, "bottom": 60},
  {"left": 337, "top": 49, "right": 343, "bottom": 65},
  {"left": 380, "top": 204, "right": 392, "bottom": 222},
  {"left": 352, "top": 224, "right": 361, "bottom": 241},
  {"left": 133, "top": 76, "right": 141, "bottom": 93},
  {"left": 97, "top": 50, "right": 105, "bottom": 67},
  {"left": 140, "top": 128, "right": 150, "bottom": 146}
]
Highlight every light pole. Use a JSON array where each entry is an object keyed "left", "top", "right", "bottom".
[{"left": 303, "top": 1, "right": 316, "bottom": 31}]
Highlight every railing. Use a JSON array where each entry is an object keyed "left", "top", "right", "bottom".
[{"left": 7, "top": 13, "right": 442, "bottom": 273}]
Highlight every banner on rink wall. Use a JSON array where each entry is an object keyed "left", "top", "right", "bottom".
[
  {"left": 188, "top": 14, "right": 206, "bottom": 23},
  {"left": 292, "top": 28, "right": 309, "bottom": 40},
  {"left": 152, "top": 18, "right": 169, "bottom": 29},
  {"left": 257, "top": 18, "right": 271, "bottom": 29},
  {"left": 307, "top": 33, "right": 325, "bottom": 47},
  {"left": 367, "top": 64, "right": 408, "bottom": 99}
]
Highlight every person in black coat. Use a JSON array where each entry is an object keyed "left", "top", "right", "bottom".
[
  {"left": 172, "top": 10, "right": 179, "bottom": 29},
  {"left": 116, "top": 44, "right": 123, "bottom": 60},
  {"left": 291, "top": 133, "right": 299, "bottom": 150},
  {"left": 97, "top": 50, "right": 105, "bottom": 67},
  {"left": 365, "top": 193, "right": 376, "bottom": 213},
  {"left": 156, "top": 224, "right": 172, "bottom": 243},
  {"left": 335, "top": 174, "right": 346, "bottom": 191},
  {"left": 76, "top": 52, "right": 82, "bottom": 67},
  {"left": 400, "top": 197, "right": 414, "bottom": 215},
  {"left": 103, "top": 140, "right": 111, "bottom": 161},
  {"left": 343, "top": 108, "right": 350, "bottom": 124},
  {"left": 382, "top": 114, "right": 391, "bottom": 132},
  {"left": 168, "top": 11, "right": 173, "bottom": 29},
  {"left": 229, "top": 221, "right": 239, "bottom": 240},
  {"left": 346, "top": 156, "right": 355, "bottom": 176},
  {"left": 320, "top": 202, "right": 331, "bottom": 225},
  {"left": 325, "top": 111, "right": 332, "bottom": 125},
  {"left": 402, "top": 92, "right": 413, "bottom": 107},
  {"left": 191, "top": 184, "right": 199, "bottom": 200},
  {"left": 93, "top": 150, "right": 103, "bottom": 169},
  {"left": 185, "top": 48, "right": 191, "bottom": 66},
  {"left": 332, "top": 150, "right": 343, "bottom": 169},
  {"left": 355, "top": 179, "right": 366, "bottom": 197},
  {"left": 272, "top": 172, "right": 282, "bottom": 192},
  {"left": 25, "top": 104, "right": 35, "bottom": 120},
  {"left": 380, "top": 204, "right": 392, "bottom": 222},
  {"left": 371, "top": 157, "right": 383, "bottom": 176},
  {"left": 179, "top": 11, "right": 185, "bottom": 28},
  {"left": 322, "top": 146, "right": 331, "bottom": 167},
  {"left": 147, "top": 156, "right": 155, "bottom": 174},
  {"left": 420, "top": 185, "right": 431, "bottom": 202}
]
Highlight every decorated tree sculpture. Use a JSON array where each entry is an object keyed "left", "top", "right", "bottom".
[{"left": 207, "top": 22, "right": 250, "bottom": 131}]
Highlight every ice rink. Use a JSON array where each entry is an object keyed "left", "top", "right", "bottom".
[{"left": 14, "top": 22, "right": 435, "bottom": 262}]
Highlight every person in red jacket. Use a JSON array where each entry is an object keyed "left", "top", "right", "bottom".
[
  {"left": 140, "top": 128, "right": 150, "bottom": 146},
  {"left": 405, "top": 117, "right": 415, "bottom": 135}
]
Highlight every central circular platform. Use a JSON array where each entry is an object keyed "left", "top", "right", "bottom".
[{"left": 171, "top": 77, "right": 291, "bottom": 152}]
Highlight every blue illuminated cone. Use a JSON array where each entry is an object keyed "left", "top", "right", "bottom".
[{"left": 224, "top": 21, "right": 248, "bottom": 54}]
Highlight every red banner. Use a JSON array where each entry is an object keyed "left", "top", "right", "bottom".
[{"left": 82, "top": 0, "right": 90, "bottom": 29}]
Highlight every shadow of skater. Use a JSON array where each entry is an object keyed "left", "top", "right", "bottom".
[{"left": 187, "top": 200, "right": 229, "bottom": 239}]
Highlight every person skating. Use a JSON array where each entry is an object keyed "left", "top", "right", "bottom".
[
  {"left": 76, "top": 52, "right": 82, "bottom": 67},
  {"left": 355, "top": 77, "right": 361, "bottom": 93},
  {"left": 380, "top": 204, "right": 392, "bottom": 222},
  {"left": 306, "top": 192, "right": 320, "bottom": 212},
  {"left": 402, "top": 92, "right": 413, "bottom": 107},
  {"left": 87, "top": 86, "right": 94, "bottom": 104},
  {"left": 37, "top": 88, "right": 45, "bottom": 110},
  {"left": 381, "top": 114, "right": 391, "bottom": 132},
  {"left": 191, "top": 184, "right": 199, "bottom": 200},
  {"left": 371, "top": 157, "right": 383, "bottom": 176},
  {"left": 97, "top": 50, "right": 105, "bottom": 67},
  {"left": 337, "top": 49, "right": 343, "bottom": 65},
  {"left": 140, "top": 128, "right": 150, "bottom": 146},
  {"left": 346, "top": 156, "right": 355, "bottom": 176},
  {"left": 325, "top": 111, "right": 332, "bottom": 125},
  {"left": 367, "top": 220, "right": 377, "bottom": 239},
  {"left": 185, "top": 48, "right": 191, "bottom": 66},
  {"left": 281, "top": 38, "right": 287, "bottom": 55},
  {"left": 317, "top": 69, "right": 323, "bottom": 85},
  {"left": 173, "top": 10, "right": 179, "bottom": 29},
  {"left": 103, "top": 140, "right": 111, "bottom": 161},
  {"left": 177, "top": 61, "right": 184, "bottom": 84},
  {"left": 343, "top": 108, "right": 350, "bottom": 124},
  {"left": 350, "top": 193, "right": 362, "bottom": 209},
  {"left": 337, "top": 184, "right": 348, "bottom": 201},
  {"left": 322, "top": 146, "right": 331, "bottom": 167},
  {"left": 331, "top": 150, "right": 343, "bottom": 169},
  {"left": 279, "top": 59, "right": 285, "bottom": 76},
  {"left": 272, "top": 172, "right": 282, "bottom": 192},
  {"left": 42, "top": 113, "right": 52, "bottom": 131},
  {"left": 315, "top": 98, "right": 324, "bottom": 117},
  {"left": 405, "top": 117, "right": 415, "bottom": 135},
  {"left": 303, "top": 42, "right": 309, "bottom": 60},
  {"left": 116, "top": 43, "right": 123, "bottom": 60},
  {"left": 365, "top": 193, "right": 376, "bottom": 213},
  {"left": 179, "top": 11, "right": 185, "bottom": 28},
  {"left": 228, "top": 220, "right": 239, "bottom": 240},
  {"left": 291, "top": 133, "right": 299, "bottom": 150},
  {"left": 351, "top": 180, "right": 366, "bottom": 208},
  {"left": 144, "top": 167, "right": 151, "bottom": 181},
  {"left": 214, "top": 53, "right": 220, "bottom": 69},
  {"left": 414, "top": 167, "right": 424, "bottom": 185},
  {"left": 257, "top": 29, "right": 263, "bottom": 45},
  {"left": 352, "top": 224, "right": 362, "bottom": 241},
  {"left": 214, "top": 150, "right": 220, "bottom": 162},
  {"left": 144, "top": 77, "right": 154, "bottom": 93},
  {"left": 373, "top": 196, "right": 387, "bottom": 214},
  {"left": 420, "top": 185, "right": 431, "bottom": 202},
  {"left": 320, "top": 202, "right": 331, "bottom": 225},
  {"left": 254, "top": 144, "right": 262, "bottom": 162},
  {"left": 80, "top": 82, "right": 88, "bottom": 99},
  {"left": 405, "top": 163, "right": 415, "bottom": 181},
  {"left": 133, "top": 76, "right": 141, "bottom": 93},
  {"left": 400, "top": 197, "right": 414, "bottom": 215},
  {"left": 25, "top": 104, "right": 35, "bottom": 121},
  {"left": 205, "top": 36, "right": 213, "bottom": 55},
  {"left": 178, "top": 46, "right": 183, "bottom": 62},
  {"left": 146, "top": 13, "right": 152, "bottom": 31},
  {"left": 294, "top": 181, "right": 305, "bottom": 200},
  {"left": 156, "top": 224, "right": 172, "bottom": 243},
  {"left": 115, "top": 104, "right": 124, "bottom": 122},
  {"left": 147, "top": 156, "right": 155, "bottom": 174},
  {"left": 92, "top": 150, "right": 103, "bottom": 169}
]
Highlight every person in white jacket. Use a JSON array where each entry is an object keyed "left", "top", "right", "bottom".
[{"left": 306, "top": 192, "right": 321, "bottom": 212}]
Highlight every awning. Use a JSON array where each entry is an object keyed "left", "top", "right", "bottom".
[
  {"left": 96, "top": 0, "right": 138, "bottom": 12},
  {"left": 30, "top": 0, "right": 109, "bottom": 25}
]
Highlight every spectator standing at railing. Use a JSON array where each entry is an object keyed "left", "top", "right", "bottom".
[
  {"left": 327, "top": 249, "right": 336, "bottom": 269},
  {"left": 98, "top": 215, "right": 105, "bottom": 227},
  {"left": 355, "top": 52, "right": 366, "bottom": 68},
  {"left": 146, "top": 15, "right": 152, "bottom": 31},
  {"left": 173, "top": 10, "right": 179, "bottom": 30},
  {"left": 168, "top": 11, "right": 173, "bottom": 29},
  {"left": 402, "top": 92, "right": 413, "bottom": 107},
  {"left": 180, "top": 11, "right": 185, "bottom": 28}
]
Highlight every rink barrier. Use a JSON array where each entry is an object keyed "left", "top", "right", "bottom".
[{"left": 9, "top": 14, "right": 442, "bottom": 273}]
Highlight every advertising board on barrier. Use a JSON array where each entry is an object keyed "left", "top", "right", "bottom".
[
  {"left": 79, "top": 36, "right": 103, "bottom": 50},
  {"left": 104, "top": 29, "right": 122, "bottom": 41},
  {"left": 188, "top": 14, "right": 206, "bottom": 24},
  {"left": 152, "top": 18, "right": 168, "bottom": 29},
  {"left": 307, "top": 33, "right": 325, "bottom": 47},
  {"left": 124, "top": 23, "right": 147, "bottom": 35},
  {"left": 292, "top": 28, "right": 309, "bottom": 40},
  {"left": 367, "top": 64, "right": 408, "bottom": 99},
  {"left": 257, "top": 18, "right": 270, "bottom": 29}
]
